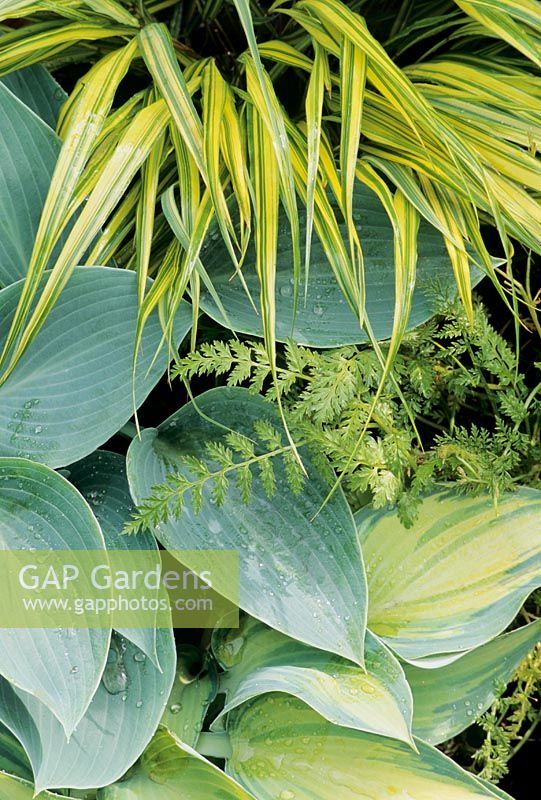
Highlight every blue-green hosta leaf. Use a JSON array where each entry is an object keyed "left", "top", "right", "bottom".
[
  {"left": 212, "top": 617, "right": 413, "bottom": 745},
  {"left": 67, "top": 450, "right": 161, "bottom": 665},
  {"left": 0, "top": 64, "right": 66, "bottom": 130},
  {"left": 0, "top": 267, "right": 192, "bottom": 468},
  {"left": 198, "top": 179, "right": 482, "bottom": 347},
  {"left": 356, "top": 488, "right": 541, "bottom": 660},
  {"left": 406, "top": 619, "right": 541, "bottom": 744},
  {"left": 127, "top": 387, "right": 367, "bottom": 665},
  {"left": 0, "top": 630, "right": 176, "bottom": 793},
  {"left": 226, "top": 693, "right": 511, "bottom": 800},
  {"left": 0, "top": 83, "right": 60, "bottom": 289},
  {"left": 0, "top": 457, "right": 109, "bottom": 735},
  {"left": 98, "top": 728, "right": 254, "bottom": 799}
]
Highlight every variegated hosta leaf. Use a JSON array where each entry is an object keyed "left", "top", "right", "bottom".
[
  {"left": 226, "top": 693, "right": 511, "bottom": 799},
  {"left": 212, "top": 616, "right": 413, "bottom": 745},
  {"left": 0, "top": 458, "right": 109, "bottom": 736},
  {"left": 406, "top": 619, "right": 541, "bottom": 744},
  {"left": 67, "top": 450, "right": 162, "bottom": 664},
  {"left": 126, "top": 386, "right": 367, "bottom": 666},
  {"left": 98, "top": 728, "right": 254, "bottom": 799},
  {"left": 160, "top": 650, "right": 215, "bottom": 748},
  {"left": 357, "top": 488, "right": 541, "bottom": 660},
  {"left": 0, "top": 630, "right": 175, "bottom": 792},
  {"left": 0, "top": 772, "right": 64, "bottom": 799}
]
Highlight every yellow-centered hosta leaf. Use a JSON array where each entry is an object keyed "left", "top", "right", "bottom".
[
  {"left": 227, "top": 693, "right": 509, "bottom": 800},
  {"left": 357, "top": 487, "right": 541, "bottom": 661}
]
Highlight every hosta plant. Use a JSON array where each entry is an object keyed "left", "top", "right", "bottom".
[
  {"left": 0, "top": 384, "right": 540, "bottom": 798},
  {"left": 0, "top": 1, "right": 539, "bottom": 798}
]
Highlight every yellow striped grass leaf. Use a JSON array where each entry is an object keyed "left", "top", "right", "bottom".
[
  {"left": 138, "top": 23, "right": 205, "bottom": 176},
  {"left": 242, "top": 54, "right": 301, "bottom": 319},
  {"left": 356, "top": 487, "right": 541, "bottom": 661},
  {"left": 0, "top": 21, "right": 132, "bottom": 76},
  {"left": 304, "top": 42, "right": 329, "bottom": 292},
  {"left": 339, "top": 34, "right": 366, "bottom": 313},
  {"left": 135, "top": 117, "right": 166, "bottom": 304},
  {"left": 0, "top": 98, "right": 169, "bottom": 384},
  {"left": 455, "top": 0, "right": 541, "bottom": 68},
  {"left": 0, "top": 40, "right": 137, "bottom": 378},
  {"left": 232, "top": 0, "right": 300, "bottom": 297}
]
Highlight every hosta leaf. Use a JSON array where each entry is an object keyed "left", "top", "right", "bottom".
[
  {"left": 227, "top": 693, "right": 509, "bottom": 799},
  {"left": 0, "top": 630, "right": 176, "bottom": 792},
  {"left": 0, "top": 458, "right": 109, "bottom": 735},
  {"left": 0, "top": 83, "right": 59, "bottom": 288},
  {"left": 406, "top": 619, "right": 541, "bottom": 744},
  {"left": 0, "top": 64, "right": 65, "bottom": 129},
  {"left": 0, "top": 267, "right": 191, "bottom": 468},
  {"left": 67, "top": 450, "right": 162, "bottom": 664},
  {"left": 127, "top": 386, "right": 367, "bottom": 665},
  {"left": 98, "top": 728, "right": 254, "bottom": 799},
  {"left": 357, "top": 488, "right": 541, "bottom": 660},
  {"left": 0, "top": 772, "right": 64, "bottom": 799},
  {"left": 213, "top": 617, "right": 413, "bottom": 745},
  {"left": 161, "top": 656, "right": 214, "bottom": 748},
  {"left": 198, "top": 180, "right": 479, "bottom": 347}
]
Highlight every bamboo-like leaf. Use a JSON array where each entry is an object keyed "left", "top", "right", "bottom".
[
  {"left": 304, "top": 42, "right": 328, "bottom": 291},
  {"left": 0, "top": 99, "right": 170, "bottom": 384},
  {"left": 0, "top": 40, "right": 137, "bottom": 377},
  {"left": 455, "top": 0, "right": 541, "bottom": 68},
  {"left": 220, "top": 88, "right": 251, "bottom": 252},
  {"left": 248, "top": 103, "right": 279, "bottom": 381},
  {"left": 242, "top": 55, "right": 301, "bottom": 318},
  {"left": 420, "top": 178, "right": 473, "bottom": 322},
  {"left": 202, "top": 60, "right": 242, "bottom": 265},
  {"left": 138, "top": 23, "right": 205, "bottom": 176},
  {"left": 135, "top": 109, "right": 166, "bottom": 304},
  {"left": 0, "top": 21, "right": 131, "bottom": 76},
  {"left": 339, "top": 34, "right": 366, "bottom": 310}
]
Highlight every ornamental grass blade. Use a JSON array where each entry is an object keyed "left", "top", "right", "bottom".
[
  {"left": 455, "top": 0, "right": 541, "bottom": 68},
  {"left": 138, "top": 23, "right": 205, "bottom": 176},
  {"left": 0, "top": 21, "right": 132, "bottom": 76},
  {"left": 0, "top": 99, "right": 170, "bottom": 385},
  {"left": 304, "top": 43, "right": 328, "bottom": 290},
  {"left": 339, "top": 35, "right": 366, "bottom": 311},
  {"left": 0, "top": 40, "right": 138, "bottom": 378}
]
